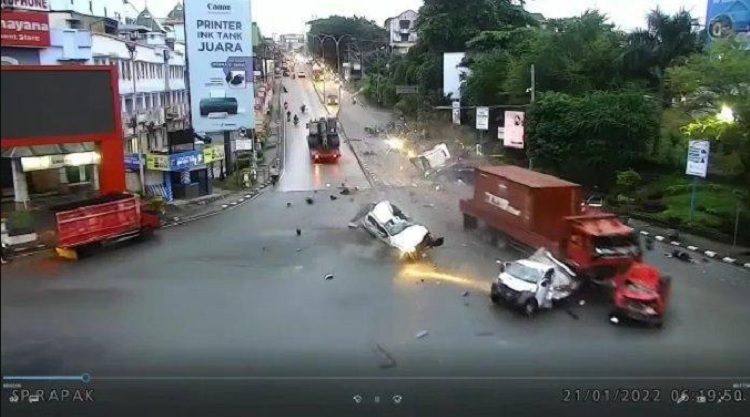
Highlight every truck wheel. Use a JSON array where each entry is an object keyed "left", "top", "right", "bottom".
[
  {"left": 135, "top": 227, "right": 154, "bottom": 242},
  {"left": 490, "top": 293, "right": 500, "bottom": 304},
  {"left": 523, "top": 299, "right": 538, "bottom": 317},
  {"left": 463, "top": 214, "right": 478, "bottom": 230}
]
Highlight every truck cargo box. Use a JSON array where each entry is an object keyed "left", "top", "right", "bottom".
[
  {"left": 462, "top": 166, "right": 583, "bottom": 249},
  {"left": 52, "top": 194, "right": 144, "bottom": 249}
]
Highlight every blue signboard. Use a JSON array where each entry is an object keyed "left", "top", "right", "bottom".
[
  {"left": 707, "top": 0, "right": 750, "bottom": 39},
  {"left": 124, "top": 153, "right": 142, "bottom": 169},
  {"left": 169, "top": 150, "right": 204, "bottom": 171}
]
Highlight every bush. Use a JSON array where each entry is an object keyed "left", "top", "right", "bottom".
[
  {"left": 642, "top": 201, "right": 667, "bottom": 213},
  {"left": 664, "top": 184, "right": 691, "bottom": 195}
]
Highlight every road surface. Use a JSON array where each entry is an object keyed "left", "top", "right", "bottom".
[{"left": 1, "top": 77, "right": 749, "bottom": 417}]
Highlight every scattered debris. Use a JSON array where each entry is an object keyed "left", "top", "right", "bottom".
[
  {"left": 340, "top": 188, "right": 351, "bottom": 195},
  {"left": 296, "top": 247, "right": 305, "bottom": 252},
  {"left": 462, "top": 291, "right": 470, "bottom": 297},
  {"left": 578, "top": 300, "right": 586, "bottom": 306},
  {"left": 324, "top": 273, "right": 334, "bottom": 280},
  {"left": 326, "top": 183, "right": 331, "bottom": 188},
  {"left": 287, "top": 202, "right": 292, "bottom": 207},
  {"left": 373, "top": 343, "right": 397, "bottom": 369},
  {"left": 464, "top": 302, "right": 470, "bottom": 307},
  {"left": 306, "top": 197, "right": 314, "bottom": 205},
  {"left": 348, "top": 222, "right": 358, "bottom": 229},
  {"left": 415, "top": 330, "right": 429, "bottom": 339},
  {"left": 475, "top": 331, "right": 494, "bottom": 337},
  {"left": 330, "top": 195, "right": 338, "bottom": 201},
  {"left": 609, "top": 315, "right": 620, "bottom": 325},
  {"left": 702, "top": 257, "right": 710, "bottom": 263},
  {"left": 565, "top": 309, "right": 580, "bottom": 320},
  {"left": 173, "top": 216, "right": 180, "bottom": 222},
  {"left": 423, "top": 203, "right": 435, "bottom": 208},
  {"left": 296, "top": 229, "right": 302, "bottom": 236},
  {"left": 667, "top": 249, "right": 693, "bottom": 263},
  {"left": 420, "top": 278, "right": 425, "bottom": 283}
]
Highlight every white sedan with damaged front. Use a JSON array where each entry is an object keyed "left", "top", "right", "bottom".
[{"left": 352, "top": 200, "right": 444, "bottom": 261}]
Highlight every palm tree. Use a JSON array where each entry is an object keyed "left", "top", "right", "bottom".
[{"left": 621, "top": 8, "right": 701, "bottom": 102}]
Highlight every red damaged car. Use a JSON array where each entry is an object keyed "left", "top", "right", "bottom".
[{"left": 611, "top": 262, "right": 672, "bottom": 327}]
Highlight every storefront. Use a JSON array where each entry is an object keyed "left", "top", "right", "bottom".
[{"left": 0, "top": 6, "right": 50, "bottom": 65}]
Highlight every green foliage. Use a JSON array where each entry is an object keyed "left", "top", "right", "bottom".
[
  {"left": 526, "top": 91, "right": 660, "bottom": 187},
  {"left": 616, "top": 169, "right": 643, "bottom": 190},
  {"left": 308, "top": 16, "right": 387, "bottom": 68}
]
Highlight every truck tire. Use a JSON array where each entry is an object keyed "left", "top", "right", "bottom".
[
  {"left": 463, "top": 214, "right": 478, "bottom": 230},
  {"left": 490, "top": 292, "right": 500, "bottom": 304}
]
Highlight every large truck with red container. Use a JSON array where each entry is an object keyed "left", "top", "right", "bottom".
[
  {"left": 460, "top": 166, "right": 671, "bottom": 325},
  {"left": 51, "top": 194, "right": 161, "bottom": 260},
  {"left": 307, "top": 117, "right": 341, "bottom": 163}
]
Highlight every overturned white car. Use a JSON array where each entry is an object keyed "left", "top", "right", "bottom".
[
  {"left": 490, "top": 248, "right": 581, "bottom": 316},
  {"left": 352, "top": 200, "right": 444, "bottom": 261}
]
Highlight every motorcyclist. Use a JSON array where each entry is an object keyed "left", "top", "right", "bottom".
[
  {"left": 284, "top": 101, "right": 288, "bottom": 110},
  {"left": 286, "top": 110, "right": 291, "bottom": 121},
  {"left": 293, "top": 114, "right": 299, "bottom": 125},
  {"left": 300, "top": 104, "right": 306, "bottom": 114},
  {"left": 282, "top": 85, "right": 288, "bottom": 93}
]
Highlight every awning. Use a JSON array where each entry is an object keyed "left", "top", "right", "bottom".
[{"left": 2, "top": 142, "right": 96, "bottom": 158}]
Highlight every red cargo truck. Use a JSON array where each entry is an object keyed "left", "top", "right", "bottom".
[
  {"left": 52, "top": 194, "right": 160, "bottom": 260},
  {"left": 460, "top": 166, "right": 670, "bottom": 325}
]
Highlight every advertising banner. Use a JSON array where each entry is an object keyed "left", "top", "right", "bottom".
[
  {"left": 0, "top": 11, "right": 50, "bottom": 48},
  {"left": 707, "top": 0, "right": 750, "bottom": 40},
  {"left": 184, "top": 1, "right": 254, "bottom": 133},
  {"left": 503, "top": 111, "right": 525, "bottom": 149},
  {"left": 452, "top": 101, "right": 461, "bottom": 125},
  {"left": 686, "top": 140, "right": 710, "bottom": 178}
]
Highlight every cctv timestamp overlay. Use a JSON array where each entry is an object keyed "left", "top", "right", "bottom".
[{"left": 561, "top": 387, "right": 748, "bottom": 404}]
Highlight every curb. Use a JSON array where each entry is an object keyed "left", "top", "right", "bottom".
[{"left": 639, "top": 230, "right": 750, "bottom": 269}]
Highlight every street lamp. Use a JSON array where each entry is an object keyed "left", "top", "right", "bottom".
[
  {"left": 718, "top": 104, "right": 735, "bottom": 124},
  {"left": 313, "top": 34, "right": 355, "bottom": 100},
  {"left": 126, "top": 33, "right": 146, "bottom": 196}
]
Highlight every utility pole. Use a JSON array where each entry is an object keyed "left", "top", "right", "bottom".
[
  {"left": 127, "top": 35, "right": 146, "bottom": 196},
  {"left": 528, "top": 63, "right": 536, "bottom": 170}
]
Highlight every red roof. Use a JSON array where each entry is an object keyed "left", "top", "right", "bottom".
[{"left": 477, "top": 165, "right": 579, "bottom": 188}]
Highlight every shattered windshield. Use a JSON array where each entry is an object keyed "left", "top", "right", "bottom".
[
  {"left": 383, "top": 217, "right": 412, "bottom": 236},
  {"left": 505, "top": 263, "right": 544, "bottom": 284}
]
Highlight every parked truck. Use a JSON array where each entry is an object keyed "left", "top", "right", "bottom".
[
  {"left": 307, "top": 117, "right": 341, "bottom": 163},
  {"left": 312, "top": 63, "right": 324, "bottom": 82},
  {"left": 51, "top": 194, "right": 161, "bottom": 260},
  {"left": 460, "top": 166, "right": 671, "bottom": 325}
]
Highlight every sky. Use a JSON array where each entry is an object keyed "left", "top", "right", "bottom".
[{"left": 135, "top": 0, "right": 709, "bottom": 36}]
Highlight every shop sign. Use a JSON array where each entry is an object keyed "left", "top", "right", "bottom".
[
  {"left": 203, "top": 145, "right": 225, "bottom": 164},
  {"left": 146, "top": 154, "right": 170, "bottom": 171},
  {"left": 20, "top": 152, "right": 99, "bottom": 172},
  {"left": 171, "top": 150, "right": 204, "bottom": 170},
  {"left": 1, "top": 0, "right": 51, "bottom": 12},
  {"left": 0, "top": 11, "right": 51, "bottom": 48},
  {"left": 124, "top": 153, "right": 142, "bottom": 169}
]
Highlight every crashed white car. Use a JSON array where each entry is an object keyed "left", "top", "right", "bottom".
[
  {"left": 490, "top": 248, "right": 580, "bottom": 316},
  {"left": 355, "top": 201, "right": 444, "bottom": 261}
]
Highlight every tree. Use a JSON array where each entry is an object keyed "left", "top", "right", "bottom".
[
  {"left": 307, "top": 16, "right": 387, "bottom": 69},
  {"left": 667, "top": 37, "right": 750, "bottom": 191},
  {"left": 526, "top": 91, "right": 660, "bottom": 187},
  {"left": 620, "top": 8, "right": 702, "bottom": 98}
]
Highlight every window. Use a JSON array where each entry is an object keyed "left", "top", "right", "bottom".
[
  {"left": 124, "top": 97, "right": 133, "bottom": 113},
  {"left": 400, "top": 34, "right": 409, "bottom": 42},
  {"left": 399, "top": 19, "right": 410, "bottom": 30},
  {"left": 68, "top": 19, "right": 82, "bottom": 29}
]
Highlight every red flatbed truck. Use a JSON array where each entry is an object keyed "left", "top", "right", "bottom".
[
  {"left": 307, "top": 117, "right": 341, "bottom": 163},
  {"left": 460, "top": 166, "right": 671, "bottom": 325},
  {"left": 51, "top": 194, "right": 160, "bottom": 260}
]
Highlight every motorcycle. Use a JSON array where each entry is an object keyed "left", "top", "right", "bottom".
[
  {"left": 300, "top": 105, "right": 306, "bottom": 114},
  {"left": 287, "top": 111, "right": 291, "bottom": 122},
  {"left": 293, "top": 115, "right": 299, "bottom": 126}
]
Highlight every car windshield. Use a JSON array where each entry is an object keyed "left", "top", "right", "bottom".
[
  {"left": 383, "top": 217, "right": 412, "bottom": 236},
  {"left": 594, "top": 234, "right": 639, "bottom": 256},
  {"left": 505, "top": 263, "right": 544, "bottom": 283}
]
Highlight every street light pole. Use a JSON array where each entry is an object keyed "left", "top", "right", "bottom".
[
  {"left": 127, "top": 36, "right": 146, "bottom": 196},
  {"left": 528, "top": 63, "right": 536, "bottom": 170}
]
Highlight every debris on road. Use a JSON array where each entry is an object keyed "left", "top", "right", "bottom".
[
  {"left": 578, "top": 300, "right": 586, "bottom": 306},
  {"left": 306, "top": 197, "right": 314, "bottom": 205},
  {"left": 324, "top": 273, "right": 334, "bottom": 280},
  {"left": 373, "top": 343, "right": 397, "bottom": 369},
  {"left": 420, "top": 278, "right": 425, "bottom": 283},
  {"left": 609, "top": 315, "right": 620, "bottom": 325},
  {"left": 348, "top": 222, "right": 358, "bottom": 229},
  {"left": 423, "top": 203, "right": 435, "bottom": 208},
  {"left": 326, "top": 183, "right": 331, "bottom": 188},
  {"left": 287, "top": 202, "right": 292, "bottom": 207},
  {"left": 462, "top": 291, "right": 470, "bottom": 297},
  {"left": 565, "top": 309, "right": 580, "bottom": 320},
  {"left": 296, "top": 229, "right": 302, "bottom": 236},
  {"left": 330, "top": 195, "right": 338, "bottom": 201},
  {"left": 415, "top": 330, "right": 429, "bottom": 339},
  {"left": 667, "top": 249, "right": 694, "bottom": 263},
  {"left": 341, "top": 188, "right": 351, "bottom": 195}
]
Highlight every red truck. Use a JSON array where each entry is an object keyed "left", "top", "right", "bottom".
[
  {"left": 51, "top": 194, "right": 161, "bottom": 260},
  {"left": 460, "top": 166, "right": 670, "bottom": 325}
]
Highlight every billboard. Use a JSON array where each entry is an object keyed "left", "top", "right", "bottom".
[
  {"left": 184, "top": 1, "right": 254, "bottom": 133},
  {"left": 443, "top": 52, "right": 468, "bottom": 100},
  {"left": 0, "top": 11, "right": 50, "bottom": 48},
  {"left": 503, "top": 111, "right": 525, "bottom": 149},
  {"left": 1, "top": 69, "right": 115, "bottom": 138},
  {"left": 0, "top": 0, "right": 50, "bottom": 12},
  {"left": 707, "top": 0, "right": 750, "bottom": 40},
  {"left": 686, "top": 140, "right": 710, "bottom": 178}
]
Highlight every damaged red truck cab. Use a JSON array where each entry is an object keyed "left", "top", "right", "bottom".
[{"left": 460, "top": 165, "right": 671, "bottom": 324}]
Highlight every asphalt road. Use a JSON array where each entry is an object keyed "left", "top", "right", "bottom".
[
  {"left": 278, "top": 74, "right": 369, "bottom": 192},
  {"left": 2, "top": 80, "right": 749, "bottom": 416}
]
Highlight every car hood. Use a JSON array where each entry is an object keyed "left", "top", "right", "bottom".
[{"left": 390, "top": 225, "right": 429, "bottom": 251}]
